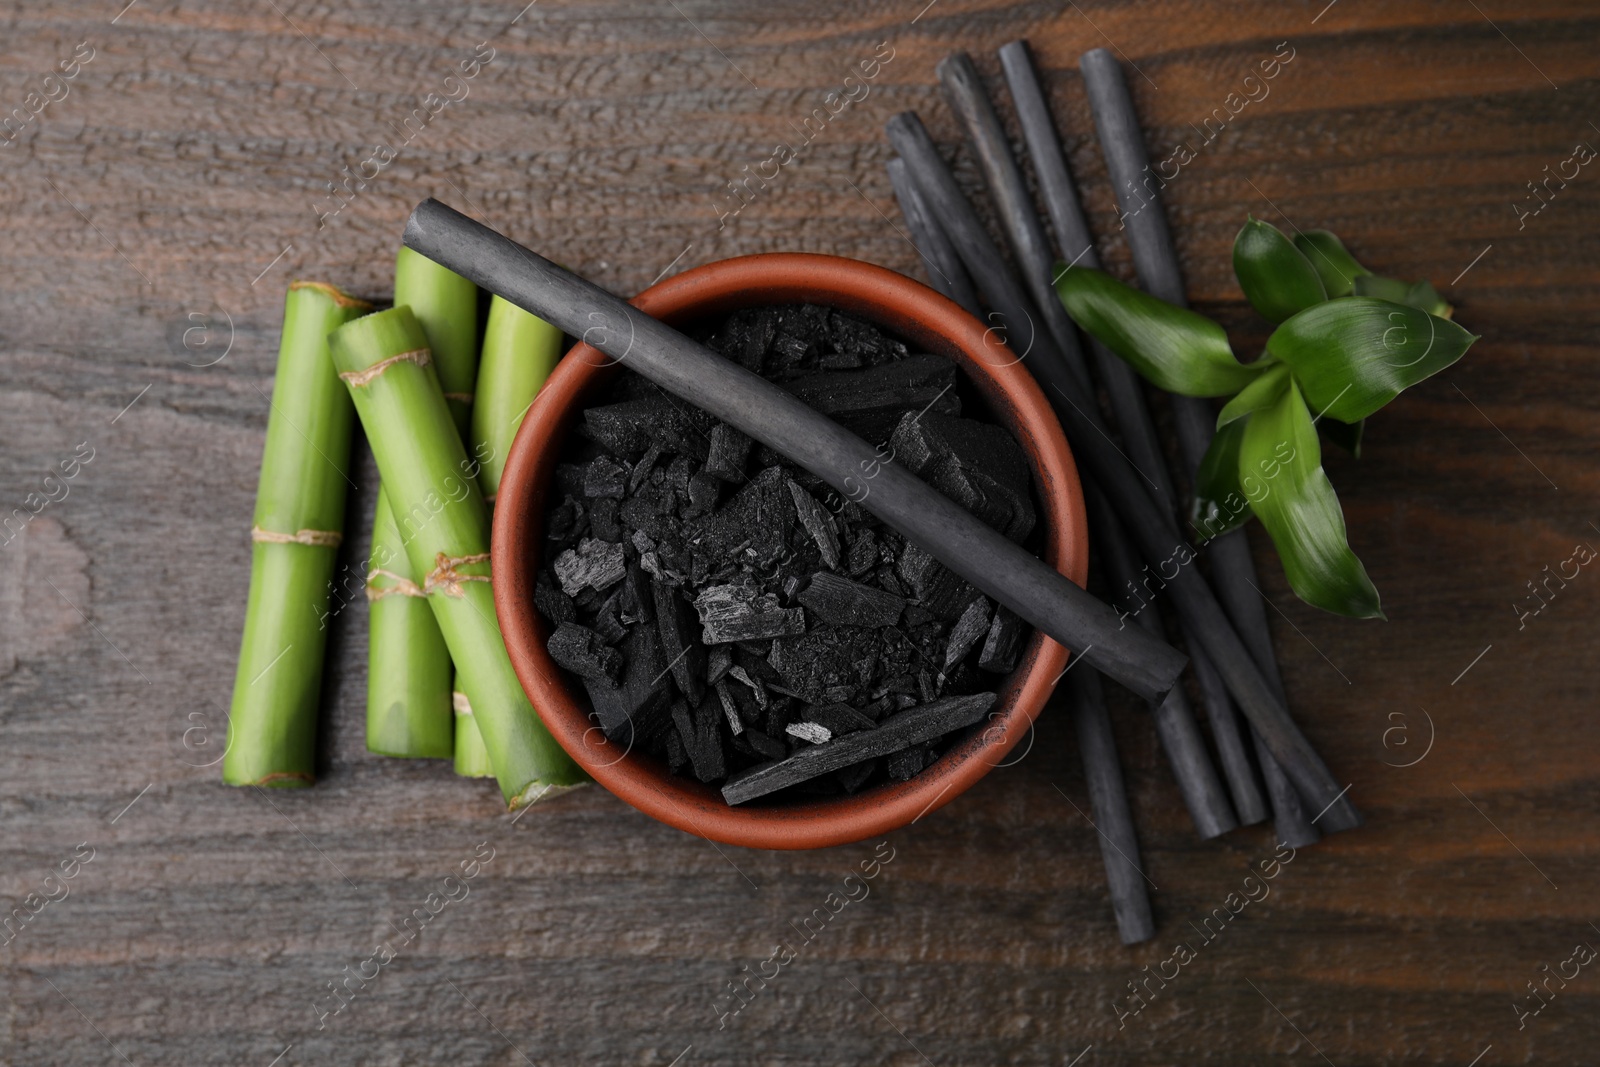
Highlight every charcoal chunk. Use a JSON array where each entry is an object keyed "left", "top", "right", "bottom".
[
  {"left": 650, "top": 578, "right": 707, "bottom": 705},
  {"left": 714, "top": 680, "right": 744, "bottom": 736},
  {"left": 671, "top": 698, "right": 726, "bottom": 783},
  {"left": 798, "top": 572, "right": 905, "bottom": 629},
  {"left": 584, "top": 456, "right": 628, "bottom": 499},
  {"left": 581, "top": 623, "right": 671, "bottom": 744},
  {"left": 694, "top": 582, "right": 806, "bottom": 644},
  {"left": 768, "top": 630, "right": 877, "bottom": 705},
  {"left": 618, "top": 563, "right": 653, "bottom": 626},
  {"left": 891, "top": 412, "right": 1035, "bottom": 542},
  {"left": 547, "top": 622, "right": 623, "bottom": 682},
  {"left": 583, "top": 395, "right": 709, "bottom": 460},
  {"left": 684, "top": 472, "right": 721, "bottom": 518},
  {"left": 723, "top": 693, "right": 996, "bottom": 804},
  {"left": 553, "top": 537, "right": 626, "bottom": 596},
  {"left": 666, "top": 729, "right": 689, "bottom": 774},
  {"left": 782, "top": 355, "right": 960, "bottom": 442},
  {"left": 943, "top": 596, "right": 992, "bottom": 669},
  {"left": 743, "top": 728, "right": 787, "bottom": 761},
  {"left": 705, "top": 423, "right": 752, "bottom": 483},
  {"left": 846, "top": 530, "right": 878, "bottom": 577},
  {"left": 589, "top": 497, "right": 622, "bottom": 542},
  {"left": 534, "top": 570, "right": 576, "bottom": 625},
  {"left": 786, "top": 481, "right": 840, "bottom": 569},
  {"left": 707, "top": 644, "right": 734, "bottom": 685},
  {"left": 896, "top": 541, "right": 979, "bottom": 620},
  {"left": 785, "top": 721, "right": 832, "bottom": 745},
  {"left": 978, "top": 606, "right": 1026, "bottom": 674}
]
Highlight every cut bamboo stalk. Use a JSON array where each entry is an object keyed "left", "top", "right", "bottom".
[
  {"left": 937, "top": 50, "right": 1239, "bottom": 838},
  {"left": 402, "top": 198, "right": 1187, "bottom": 704},
  {"left": 365, "top": 483, "right": 454, "bottom": 758},
  {"left": 996, "top": 39, "right": 1270, "bottom": 828},
  {"left": 452, "top": 685, "right": 495, "bottom": 778},
  {"left": 455, "top": 295, "right": 564, "bottom": 775},
  {"left": 885, "top": 110, "right": 1352, "bottom": 823},
  {"left": 395, "top": 245, "right": 481, "bottom": 433},
  {"left": 330, "top": 306, "right": 586, "bottom": 809},
  {"left": 363, "top": 249, "right": 482, "bottom": 759},
  {"left": 1078, "top": 46, "right": 1341, "bottom": 839},
  {"left": 225, "top": 281, "right": 371, "bottom": 787}
]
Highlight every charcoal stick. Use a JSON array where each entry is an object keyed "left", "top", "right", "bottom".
[
  {"left": 1068, "top": 667, "right": 1156, "bottom": 944},
  {"left": 937, "top": 49, "right": 1242, "bottom": 838},
  {"left": 1077, "top": 47, "right": 1354, "bottom": 836},
  {"left": 887, "top": 157, "right": 982, "bottom": 315},
  {"left": 403, "top": 198, "right": 1186, "bottom": 702},
  {"left": 885, "top": 111, "right": 1351, "bottom": 823},
  {"left": 997, "top": 38, "right": 1270, "bottom": 828}
]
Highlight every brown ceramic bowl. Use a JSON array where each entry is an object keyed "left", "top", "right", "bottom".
[{"left": 493, "top": 253, "right": 1088, "bottom": 850}]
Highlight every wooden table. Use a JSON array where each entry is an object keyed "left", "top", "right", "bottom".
[{"left": 3, "top": 2, "right": 1596, "bottom": 1063}]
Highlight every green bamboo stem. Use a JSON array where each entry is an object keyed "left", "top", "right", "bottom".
[
  {"left": 451, "top": 678, "right": 495, "bottom": 778},
  {"left": 471, "top": 295, "right": 563, "bottom": 501},
  {"left": 453, "top": 296, "right": 565, "bottom": 775},
  {"left": 365, "top": 483, "right": 454, "bottom": 757},
  {"left": 395, "top": 245, "right": 481, "bottom": 432},
  {"left": 225, "top": 281, "right": 372, "bottom": 787},
  {"left": 363, "top": 249, "right": 482, "bottom": 758},
  {"left": 330, "top": 306, "right": 586, "bottom": 809}
]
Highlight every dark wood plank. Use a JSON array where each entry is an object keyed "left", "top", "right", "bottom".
[{"left": 2, "top": 1, "right": 1597, "bottom": 1064}]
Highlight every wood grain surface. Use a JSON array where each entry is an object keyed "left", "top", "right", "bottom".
[{"left": 2, "top": 1, "right": 1597, "bottom": 1064}]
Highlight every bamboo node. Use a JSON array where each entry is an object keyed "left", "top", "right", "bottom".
[
  {"left": 424, "top": 552, "right": 492, "bottom": 597},
  {"left": 452, "top": 690, "right": 473, "bottom": 716},
  {"left": 365, "top": 568, "right": 425, "bottom": 600},
  {"left": 338, "top": 347, "right": 432, "bottom": 387},
  {"left": 251, "top": 524, "right": 342, "bottom": 547}
]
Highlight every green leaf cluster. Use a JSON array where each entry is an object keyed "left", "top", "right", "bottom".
[{"left": 1055, "top": 220, "right": 1478, "bottom": 619}]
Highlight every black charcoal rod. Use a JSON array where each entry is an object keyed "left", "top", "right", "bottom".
[
  {"left": 998, "top": 39, "right": 1269, "bottom": 828},
  {"left": 887, "top": 157, "right": 982, "bottom": 315},
  {"left": 403, "top": 198, "right": 1184, "bottom": 702},
  {"left": 885, "top": 111, "right": 1351, "bottom": 822},
  {"left": 891, "top": 185, "right": 1162, "bottom": 927},
  {"left": 941, "top": 47, "right": 1254, "bottom": 832},
  {"left": 1068, "top": 667, "right": 1156, "bottom": 944},
  {"left": 1078, "top": 47, "right": 1352, "bottom": 836},
  {"left": 1091, "top": 485, "right": 1237, "bottom": 839},
  {"left": 936, "top": 53, "right": 1088, "bottom": 387}
]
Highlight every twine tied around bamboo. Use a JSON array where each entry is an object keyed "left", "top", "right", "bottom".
[
  {"left": 364, "top": 568, "right": 425, "bottom": 601},
  {"left": 424, "top": 552, "right": 491, "bottom": 597},
  {"left": 251, "top": 524, "right": 342, "bottom": 547},
  {"left": 338, "top": 347, "right": 432, "bottom": 387}
]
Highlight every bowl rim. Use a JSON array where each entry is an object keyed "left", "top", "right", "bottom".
[{"left": 493, "top": 252, "right": 1087, "bottom": 850}]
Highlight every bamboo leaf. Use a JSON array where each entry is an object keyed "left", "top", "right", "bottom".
[
  {"left": 1190, "top": 418, "right": 1254, "bottom": 542},
  {"left": 1055, "top": 265, "right": 1265, "bottom": 397},
  {"left": 1234, "top": 218, "right": 1327, "bottom": 322},
  {"left": 1292, "top": 229, "right": 1371, "bottom": 298},
  {"left": 1216, "top": 361, "right": 1290, "bottom": 429},
  {"left": 1266, "top": 297, "right": 1479, "bottom": 422},
  {"left": 1242, "top": 379, "right": 1383, "bottom": 618}
]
